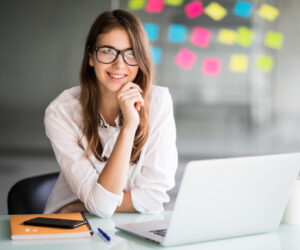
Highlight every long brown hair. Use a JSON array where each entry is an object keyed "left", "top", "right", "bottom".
[{"left": 80, "top": 9, "right": 153, "bottom": 163}]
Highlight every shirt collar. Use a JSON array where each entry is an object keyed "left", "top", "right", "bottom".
[{"left": 98, "top": 113, "right": 123, "bottom": 128}]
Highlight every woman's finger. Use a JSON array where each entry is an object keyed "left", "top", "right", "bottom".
[
  {"left": 119, "top": 92, "right": 144, "bottom": 105},
  {"left": 118, "top": 91, "right": 143, "bottom": 107},
  {"left": 118, "top": 87, "right": 140, "bottom": 99}
]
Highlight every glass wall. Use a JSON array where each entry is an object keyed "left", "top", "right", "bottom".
[{"left": 118, "top": 0, "right": 300, "bottom": 157}]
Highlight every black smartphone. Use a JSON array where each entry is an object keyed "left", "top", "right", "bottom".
[{"left": 23, "top": 217, "right": 87, "bottom": 229}]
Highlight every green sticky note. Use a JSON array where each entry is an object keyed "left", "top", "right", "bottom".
[
  {"left": 256, "top": 56, "right": 274, "bottom": 72},
  {"left": 264, "top": 31, "right": 284, "bottom": 49},
  {"left": 165, "top": 0, "right": 183, "bottom": 6},
  {"left": 237, "top": 26, "right": 253, "bottom": 48},
  {"left": 128, "top": 0, "right": 145, "bottom": 10}
]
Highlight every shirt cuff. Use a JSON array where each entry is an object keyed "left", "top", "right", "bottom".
[{"left": 85, "top": 181, "right": 124, "bottom": 218}]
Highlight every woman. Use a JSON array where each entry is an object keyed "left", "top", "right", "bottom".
[{"left": 44, "top": 9, "right": 178, "bottom": 218}]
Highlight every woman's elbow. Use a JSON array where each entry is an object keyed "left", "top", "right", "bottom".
[{"left": 88, "top": 206, "right": 116, "bottom": 218}]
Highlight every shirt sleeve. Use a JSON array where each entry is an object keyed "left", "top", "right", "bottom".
[
  {"left": 130, "top": 88, "right": 178, "bottom": 213},
  {"left": 44, "top": 108, "right": 123, "bottom": 218}
]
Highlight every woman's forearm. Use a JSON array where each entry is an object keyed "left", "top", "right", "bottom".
[
  {"left": 97, "top": 126, "right": 136, "bottom": 194},
  {"left": 57, "top": 191, "right": 136, "bottom": 214}
]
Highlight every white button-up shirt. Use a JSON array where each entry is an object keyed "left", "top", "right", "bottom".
[{"left": 43, "top": 85, "right": 178, "bottom": 218}]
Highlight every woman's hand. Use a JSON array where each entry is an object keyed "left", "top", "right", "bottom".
[{"left": 117, "top": 82, "right": 144, "bottom": 130}]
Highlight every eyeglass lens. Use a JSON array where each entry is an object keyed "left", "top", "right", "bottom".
[{"left": 96, "top": 47, "right": 138, "bottom": 66}]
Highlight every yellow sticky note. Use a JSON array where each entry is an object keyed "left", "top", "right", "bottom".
[
  {"left": 264, "top": 31, "right": 284, "bottom": 49},
  {"left": 236, "top": 26, "right": 254, "bottom": 48},
  {"left": 165, "top": 0, "right": 183, "bottom": 6},
  {"left": 256, "top": 56, "right": 274, "bottom": 72},
  {"left": 258, "top": 4, "right": 279, "bottom": 21},
  {"left": 128, "top": 0, "right": 146, "bottom": 10},
  {"left": 230, "top": 55, "right": 248, "bottom": 73},
  {"left": 205, "top": 2, "right": 227, "bottom": 21},
  {"left": 218, "top": 29, "right": 237, "bottom": 45}
]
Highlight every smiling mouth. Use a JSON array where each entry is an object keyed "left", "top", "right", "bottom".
[{"left": 108, "top": 73, "right": 127, "bottom": 79}]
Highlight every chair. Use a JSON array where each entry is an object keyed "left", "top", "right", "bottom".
[{"left": 7, "top": 172, "right": 59, "bottom": 214}]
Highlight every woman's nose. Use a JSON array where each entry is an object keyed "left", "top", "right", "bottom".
[{"left": 112, "top": 53, "right": 126, "bottom": 68}]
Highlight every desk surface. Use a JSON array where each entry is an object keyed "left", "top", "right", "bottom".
[{"left": 1, "top": 211, "right": 300, "bottom": 250}]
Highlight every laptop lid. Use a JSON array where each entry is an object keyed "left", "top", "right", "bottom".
[{"left": 163, "top": 153, "right": 300, "bottom": 246}]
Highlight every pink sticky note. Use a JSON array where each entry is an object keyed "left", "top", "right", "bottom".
[
  {"left": 202, "top": 57, "right": 221, "bottom": 76},
  {"left": 191, "top": 27, "right": 211, "bottom": 48},
  {"left": 175, "top": 48, "right": 197, "bottom": 70},
  {"left": 185, "top": 0, "right": 204, "bottom": 19},
  {"left": 145, "top": 0, "right": 164, "bottom": 13}
]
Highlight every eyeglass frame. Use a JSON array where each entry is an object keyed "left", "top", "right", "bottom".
[{"left": 90, "top": 45, "right": 139, "bottom": 66}]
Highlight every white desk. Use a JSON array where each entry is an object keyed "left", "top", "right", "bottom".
[{"left": 1, "top": 211, "right": 300, "bottom": 249}]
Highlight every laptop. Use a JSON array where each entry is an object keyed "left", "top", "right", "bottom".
[{"left": 116, "top": 153, "right": 300, "bottom": 247}]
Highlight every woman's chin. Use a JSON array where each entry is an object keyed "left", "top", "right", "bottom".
[
  {"left": 99, "top": 79, "right": 129, "bottom": 93},
  {"left": 102, "top": 84, "right": 124, "bottom": 94}
]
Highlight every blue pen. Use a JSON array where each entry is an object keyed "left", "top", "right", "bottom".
[{"left": 97, "top": 227, "right": 111, "bottom": 242}]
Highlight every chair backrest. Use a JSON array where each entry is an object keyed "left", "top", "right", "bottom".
[{"left": 7, "top": 172, "right": 59, "bottom": 214}]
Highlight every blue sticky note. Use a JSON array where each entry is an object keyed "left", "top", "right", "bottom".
[
  {"left": 168, "top": 24, "right": 187, "bottom": 43},
  {"left": 151, "top": 46, "right": 162, "bottom": 65},
  {"left": 233, "top": 1, "right": 253, "bottom": 18},
  {"left": 143, "top": 23, "right": 160, "bottom": 42}
]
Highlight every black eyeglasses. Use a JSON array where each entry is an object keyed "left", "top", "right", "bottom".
[{"left": 91, "top": 46, "right": 138, "bottom": 66}]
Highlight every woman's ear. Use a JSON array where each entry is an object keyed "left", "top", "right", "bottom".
[{"left": 88, "top": 53, "right": 95, "bottom": 67}]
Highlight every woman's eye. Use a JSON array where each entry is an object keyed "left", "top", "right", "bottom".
[
  {"left": 101, "top": 48, "right": 114, "bottom": 55},
  {"left": 126, "top": 50, "right": 134, "bottom": 57}
]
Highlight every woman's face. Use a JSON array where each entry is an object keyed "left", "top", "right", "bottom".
[{"left": 89, "top": 28, "right": 139, "bottom": 95}]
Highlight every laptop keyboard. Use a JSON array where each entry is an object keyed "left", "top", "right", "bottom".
[{"left": 149, "top": 228, "right": 167, "bottom": 237}]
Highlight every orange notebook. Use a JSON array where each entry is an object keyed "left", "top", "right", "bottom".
[{"left": 10, "top": 212, "right": 93, "bottom": 240}]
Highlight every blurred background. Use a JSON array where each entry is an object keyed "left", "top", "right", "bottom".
[{"left": 1, "top": 0, "right": 300, "bottom": 214}]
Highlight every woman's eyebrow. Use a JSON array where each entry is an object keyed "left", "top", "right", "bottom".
[{"left": 97, "top": 45, "right": 133, "bottom": 50}]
